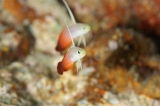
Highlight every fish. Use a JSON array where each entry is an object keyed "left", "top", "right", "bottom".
[
  {"left": 57, "top": 47, "right": 86, "bottom": 75},
  {"left": 55, "top": 23, "right": 90, "bottom": 52},
  {"left": 57, "top": 19, "right": 86, "bottom": 75},
  {"left": 55, "top": 0, "right": 91, "bottom": 52}
]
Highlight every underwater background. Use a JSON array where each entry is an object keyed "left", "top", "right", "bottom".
[{"left": 0, "top": 0, "right": 160, "bottom": 105}]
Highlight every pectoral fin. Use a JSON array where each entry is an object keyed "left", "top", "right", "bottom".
[{"left": 75, "top": 59, "right": 83, "bottom": 74}]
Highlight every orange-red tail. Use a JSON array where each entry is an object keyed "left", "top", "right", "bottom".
[
  {"left": 57, "top": 62, "right": 64, "bottom": 75},
  {"left": 55, "top": 44, "right": 63, "bottom": 52},
  {"left": 55, "top": 29, "right": 72, "bottom": 52}
]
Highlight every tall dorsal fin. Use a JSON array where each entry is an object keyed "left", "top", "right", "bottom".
[
  {"left": 63, "top": 0, "right": 76, "bottom": 24},
  {"left": 64, "top": 19, "right": 75, "bottom": 48}
]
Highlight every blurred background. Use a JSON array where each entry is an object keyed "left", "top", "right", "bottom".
[{"left": 0, "top": 0, "right": 160, "bottom": 106}]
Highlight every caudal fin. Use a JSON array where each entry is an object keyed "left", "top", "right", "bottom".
[
  {"left": 57, "top": 62, "right": 64, "bottom": 75},
  {"left": 55, "top": 45, "right": 62, "bottom": 52}
]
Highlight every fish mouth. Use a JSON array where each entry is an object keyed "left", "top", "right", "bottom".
[
  {"left": 88, "top": 26, "right": 91, "bottom": 32},
  {"left": 82, "top": 51, "right": 86, "bottom": 57},
  {"left": 86, "top": 25, "right": 91, "bottom": 32}
]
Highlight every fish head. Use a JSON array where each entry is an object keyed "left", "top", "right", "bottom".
[
  {"left": 76, "top": 47, "right": 86, "bottom": 58},
  {"left": 68, "top": 47, "right": 86, "bottom": 62},
  {"left": 80, "top": 24, "right": 91, "bottom": 34},
  {"left": 68, "top": 23, "right": 91, "bottom": 38}
]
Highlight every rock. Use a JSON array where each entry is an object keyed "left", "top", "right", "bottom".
[{"left": 103, "top": 92, "right": 120, "bottom": 105}]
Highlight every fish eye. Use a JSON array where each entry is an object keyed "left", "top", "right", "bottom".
[{"left": 78, "top": 51, "right": 80, "bottom": 54}]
